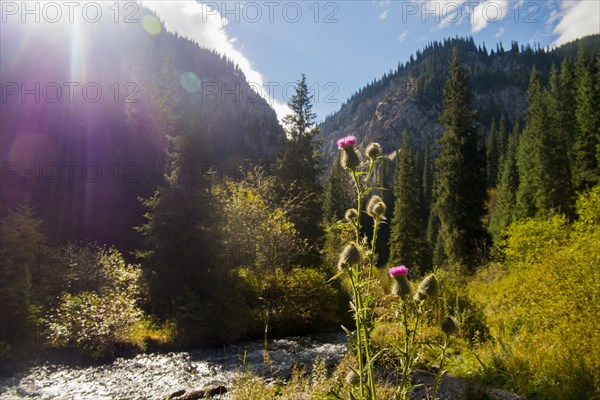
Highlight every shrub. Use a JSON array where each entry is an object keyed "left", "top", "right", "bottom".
[
  {"left": 47, "top": 248, "right": 146, "bottom": 359},
  {"left": 467, "top": 185, "right": 600, "bottom": 398}
]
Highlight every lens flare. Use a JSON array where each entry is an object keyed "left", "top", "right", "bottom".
[
  {"left": 180, "top": 71, "right": 201, "bottom": 93},
  {"left": 143, "top": 15, "right": 162, "bottom": 36}
]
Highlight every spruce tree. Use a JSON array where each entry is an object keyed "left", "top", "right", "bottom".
[
  {"left": 547, "top": 63, "right": 575, "bottom": 213},
  {"left": 136, "top": 128, "right": 222, "bottom": 317},
  {"left": 0, "top": 204, "right": 47, "bottom": 344},
  {"left": 389, "top": 131, "right": 430, "bottom": 274},
  {"left": 516, "top": 66, "right": 574, "bottom": 218},
  {"left": 276, "top": 74, "right": 324, "bottom": 266},
  {"left": 559, "top": 59, "right": 577, "bottom": 168},
  {"left": 497, "top": 114, "right": 508, "bottom": 164},
  {"left": 489, "top": 124, "right": 519, "bottom": 241},
  {"left": 573, "top": 46, "right": 600, "bottom": 190},
  {"left": 434, "top": 50, "right": 488, "bottom": 267},
  {"left": 515, "top": 67, "right": 547, "bottom": 218},
  {"left": 421, "top": 142, "right": 434, "bottom": 228},
  {"left": 486, "top": 118, "right": 499, "bottom": 187}
]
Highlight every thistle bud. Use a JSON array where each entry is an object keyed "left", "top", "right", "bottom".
[
  {"left": 391, "top": 276, "right": 412, "bottom": 299},
  {"left": 367, "top": 195, "right": 386, "bottom": 218},
  {"left": 345, "top": 208, "right": 359, "bottom": 221},
  {"left": 345, "top": 370, "right": 360, "bottom": 385},
  {"left": 338, "top": 243, "right": 361, "bottom": 269},
  {"left": 366, "top": 143, "right": 382, "bottom": 160},
  {"left": 413, "top": 291, "right": 425, "bottom": 302},
  {"left": 341, "top": 147, "right": 361, "bottom": 171},
  {"left": 441, "top": 316, "right": 459, "bottom": 336},
  {"left": 416, "top": 273, "right": 438, "bottom": 298}
]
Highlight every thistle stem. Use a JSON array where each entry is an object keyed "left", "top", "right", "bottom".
[{"left": 432, "top": 334, "right": 449, "bottom": 400}]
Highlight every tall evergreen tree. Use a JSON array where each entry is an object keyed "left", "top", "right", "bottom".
[
  {"left": 497, "top": 114, "right": 508, "bottom": 164},
  {"left": 516, "top": 66, "right": 574, "bottom": 218},
  {"left": 276, "top": 74, "right": 324, "bottom": 266},
  {"left": 486, "top": 118, "right": 499, "bottom": 187},
  {"left": 573, "top": 46, "right": 600, "bottom": 190},
  {"left": 421, "top": 142, "right": 434, "bottom": 228},
  {"left": 434, "top": 50, "right": 488, "bottom": 267},
  {"left": 559, "top": 59, "right": 577, "bottom": 168},
  {"left": 389, "top": 131, "right": 430, "bottom": 274},
  {"left": 136, "top": 128, "right": 222, "bottom": 316},
  {"left": 515, "top": 67, "right": 548, "bottom": 218},
  {"left": 596, "top": 52, "right": 600, "bottom": 166},
  {"left": 547, "top": 63, "right": 575, "bottom": 213},
  {"left": 0, "top": 204, "right": 47, "bottom": 344},
  {"left": 489, "top": 124, "right": 520, "bottom": 241}
]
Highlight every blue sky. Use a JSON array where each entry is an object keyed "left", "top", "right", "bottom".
[{"left": 144, "top": 1, "right": 600, "bottom": 121}]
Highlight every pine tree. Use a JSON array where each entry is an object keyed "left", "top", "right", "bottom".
[
  {"left": 136, "top": 128, "right": 222, "bottom": 316},
  {"left": 596, "top": 52, "right": 600, "bottom": 167},
  {"left": 434, "top": 50, "right": 488, "bottom": 267},
  {"left": 559, "top": 59, "right": 577, "bottom": 168},
  {"left": 421, "top": 142, "right": 433, "bottom": 228},
  {"left": 547, "top": 63, "right": 575, "bottom": 213},
  {"left": 489, "top": 123, "right": 520, "bottom": 241},
  {"left": 0, "top": 204, "right": 47, "bottom": 344},
  {"left": 486, "top": 118, "right": 499, "bottom": 187},
  {"left": 276, "top": 74, "right": 324, "bottom": 266},
  {"left": 573, "top": 46, "right": 600, "bottom": 190},
  {"left": 516, "top": 66, "right": 574, "bottom": 218},
  {"left": 497, "top": 114, "right": 508, "bottom": 163},
  {"left": 515, "top": 67, "right": 547, "bottom": 218},
  {"left": 389, "top": 131, "right": 430, "bottom": 274}
]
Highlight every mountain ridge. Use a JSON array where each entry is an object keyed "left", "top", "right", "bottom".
[{"left": 318, "top": 35, "right": 600, "bottom": 162}]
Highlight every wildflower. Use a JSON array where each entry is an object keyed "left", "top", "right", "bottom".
[
  {"left": 367, "top": 195, "right": 386, "bottom": 218},
  {"left": 337, "top": 135, "right": 357, "bottom": 149},
  {"left": 366, "top": 143, "right": 382, "bottom": 160},
  {"left": 441, "top": 316, "right": 459, "bottom": 336},
  {"left": 390, "top": 266, "right": 411, "bottom": 299},
  {"left": 389, "top": 266, "right": 409, "bottom": 277}
]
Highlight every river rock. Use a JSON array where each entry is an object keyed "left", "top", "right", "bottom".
[{"left": 168, "top": 385, "right": 227, "bottom": 400}]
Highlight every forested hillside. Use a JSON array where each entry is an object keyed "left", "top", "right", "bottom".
[
  {"left": 0, "top": 6, "right": 284, "bottom": 248},
  {"left": 319, "top": 35, "right": 600, "bottom": 159}
]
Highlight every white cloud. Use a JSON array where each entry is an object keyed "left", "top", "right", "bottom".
[
  {"left": 426, "top": 0, "right": 467, "bottom": 17},
  {"left": 423, "top": 0, "right": 514, "bottom": 33},
  {"left": 552, "top": 1, "right": 600, "bottom": 46},
  {"left": 495, "top": 26, "right": 505, "bottom": 37},
  {"left": 471, "top": 0, "right": 509, "bottom": 33},
  {"left": 379, "top": 9, "right": 390, "bottom": 20},
  {"left": 397, "top": 30, "right": 409, "bottom": 42},
  {"left": 139, "top": 1, "right": 289, "bottom": 121}
]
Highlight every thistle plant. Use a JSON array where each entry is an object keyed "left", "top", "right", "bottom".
[
  {"left": 389, "top": 269, "right": 439, "bottom": 400},
  {"left": 332, "top": 137, "right": 451, "bottom": 400},
  {"left": 334, "top": 135, "right": 384, "bottom": 400},
  {"left": 431, "top": 316, "right": 459, "bottom": 400}
]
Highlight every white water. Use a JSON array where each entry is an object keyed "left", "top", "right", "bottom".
[{"left": 0, "top": 333, "right": 346, "bottom": 400}]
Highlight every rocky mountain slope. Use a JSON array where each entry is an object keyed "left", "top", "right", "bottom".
[{"left": 319, "top": 35, "right": 600, "bottom": 161}]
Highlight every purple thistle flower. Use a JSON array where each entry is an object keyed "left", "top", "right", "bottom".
[
  {"left": 337, "top": 135, "right": 357, "bottom": 149},
  {"left": 389, "top": 266, "right": 409, "bottom": 277}
]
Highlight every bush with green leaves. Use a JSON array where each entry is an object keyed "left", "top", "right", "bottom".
[
  {"left": 47, "top": 248, "right": 146, "bottom": 358},
  {"left": 467, "top": 185, "right": 600, "bottom": 399},
  {"left": 201, "top": 168, "right": 342, "bottom": 341}
]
